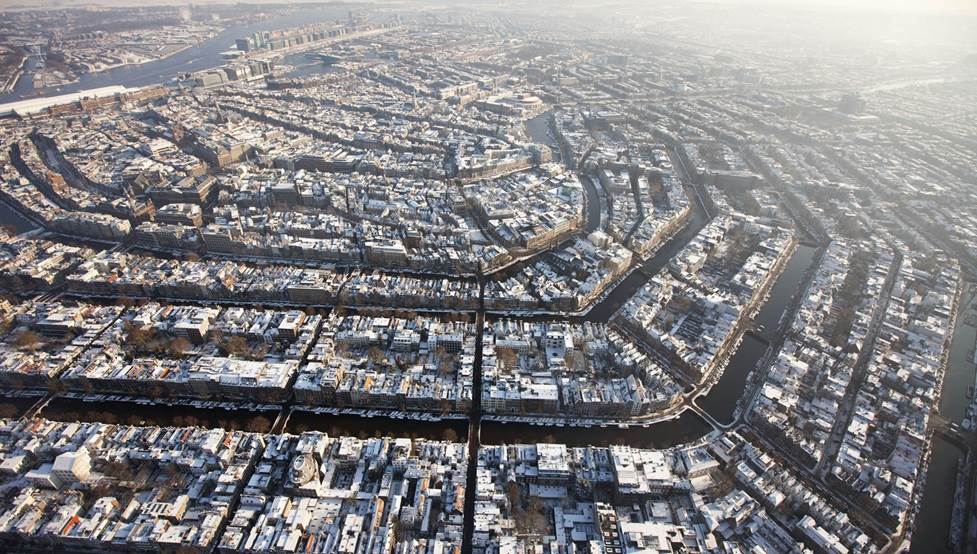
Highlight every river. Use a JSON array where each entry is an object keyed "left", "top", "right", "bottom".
[{"left": 0, "top": 4, "right": 362, "bottom": 104}]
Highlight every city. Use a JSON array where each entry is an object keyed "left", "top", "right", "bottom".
[{"left": 0, "top": 0, "right": 975, "bottom": 552}]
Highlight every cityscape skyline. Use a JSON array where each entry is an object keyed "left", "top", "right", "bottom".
[{"left": 0, "top": 1, "right": 974, "bottom": 553}]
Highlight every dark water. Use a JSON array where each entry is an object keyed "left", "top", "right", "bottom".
[
  {"left": 273, "top": 51, "right": 340, "bottom": 80},
  {"left": 583, "top": 192, "right": 710, "bottom": 321},
  {"left": 0, "top": 201, "right": 38, "bottom": 234},
  {"left": 36, "top": 395, "right": 712, "bottom": 448},
  {"left": 940, "top": 287, "right": 977, "bottom": 422},
  {"left": 286, "top": 409, "right": 468, "bottom": 442},
  {"left": 696, "top": 244, "right": 819, "bottom": 423},
  {"left": 697, "top": 333, "right": 768, "bottom": 424},
  {"left": 480, "top": 410, "right": 712, "bottom": 448},
  {"left": 578, "top": 173, "right": 604, "bottom": 234},
  {"left": 0, "top": 5, "right": 358, "bottom": 103},
  {"left": 0, "top": 395, "right": 44, "bottom": 418},
  {"left": 910, "top": 437, "right": 965, "bottom": 554},
  {"left": 525, "top": 111, "right": 554, "bottom": 146},
  {"left": 41, "top": 397, "right": 279, "bottom": 433},
  {"left": 755, "top": 243, "right": 819, "bottom": 330},
  {"left": 911, "top": 286, "right": 975, "bottom": 552}
]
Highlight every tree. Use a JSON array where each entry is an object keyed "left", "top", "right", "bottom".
[
  {"left": 564, "top": 350, "right": 587, "bottom": 373},
  {"left": 124, "top": 321, "right": 161, "bottom": 354},
  {"left": 367, "top": 346, "right": 386, "bottom": 365},
  {"left": 436, "top": 346, "right": 456, "bottom": 374},
  {"left": 167, "top": 337, "right": 191, "bottom": 357},
  {"left": 391, "top": 515, "right": 412, "bottom": 543},
  {"left": 505, "top": 481, "right": 521, "bottom": 510},
  {"left": 257, "top": 343, "right": 272, "bottom": 359},
  {"left": 245, "top": 415, "right": 272, "bottom": 433},
  {"left": 13, "top": 330, "right": 41, "bottom": 351},
  {"left": 221, "top": 335, "right": 250, "bottom": 358},
  {"left": 439, "top": 354, "right": 455, "bottom": 375},
  {"left": 525, "top": 496, "right": 549, "bottom": 534},
  {"left": 103, "top": 460, "right": 136, "bottom": 482},
  {"left": 496, "top": 347, "right": 518, "bottom": 369},
  {"left": 442, "top": 428, "right": 459, "bottom": 442}
]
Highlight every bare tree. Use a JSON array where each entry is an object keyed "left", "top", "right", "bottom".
[
  {"left": 13, "top": 330, "right": 41, "bottom": 351},
  {"left": 221, "top": 335, "right": 250, "bottom": 358},
  {"left": 564, "top": 350, "right": 587, "bottom": 373},
  {"left": 496, "top": 347, "right": 518, "bottom": 369},
  {"left": 367, "top": 346, "right": 386, "bottom": 365},
  {"left": 442, "top": 428, "right": 459, "bottom": 442},
  {"left": 167, "top": 337, "right": 191, "bottom": 357}
]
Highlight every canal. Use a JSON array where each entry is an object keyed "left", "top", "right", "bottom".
[
  {"left": 0, "top": 201, "right": 39, "bottom": 234},
  {"left": 41, "top": 397, "right": 280, "bottom": 433},
  {"left": 754, "top": 243, "right": 819, "bottom": 331},
  {"left": 286, "top": 409, "right": 468, "bottom": 442},
  {"left": 578, "top": 173, "right": 604, "bottom": 234},
  {"left": 33, "top": 396, "right": 712, "bottom": 450},
  {"left": 696, "top": 333, "right": 769, "bottom": 425},
  {"left": 583, "top": 187, "right": 711, "bottom": 321},
  {"left": 696, "top": 243, "right": 820, "bottom": 425},
  {"left": 524, "top": 110, "right": 555, "bottom": 148},
  {"left": 938, "top": 286, "right": 977, "bottom": 423},
  {"left": 480, "top": 410, "right": 712, "bottom": 448},
  {"left": 911, "top": 284, "right": 976, "bottom": 553},
  {"left": 273, "top": 52, "right": 340, "bottom": 80}
]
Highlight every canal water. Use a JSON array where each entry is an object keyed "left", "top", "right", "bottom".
[
  {"left": 286, "top": 409, "right": 468, "bottom": 442},
  {"left": 36, "top": 395, "right": 710, "bottom": 448},
  {"left": 696, "top": 333, "right": 768, "bottom": 425},
  {"left": 910, "top": 284, "right": 976, "bottom": 553},
  {"left": 0, "top": 4, "right": 362, "bottom": 103},
  {"left": 274, "top": 52, "right": 340, "bottom": 80},
  {"left": 0, "top": 201, "right": 38, "bottom": 234},
  {"left": 480, "top": 410, "right": 712, "bottom": 448},
  {"left": 938, "top": 286, "right": 977, "bottom": 423},
  {"left": 578, "top": 173, "right": 604, "bottom": 234},
  {"left": 41, "top": 397, "right": 279, "bottom": 433},
  {"left": 754, "top": 244, "right": 819, "bottom": 331},
  {"left": 584, "top": 190, "right": 710, "bottom": 321},
  {"left": 0, "top": 394, "right": 45, "bottom": 419},
  {"left": 525, "top": 110, "right": 554, "bottom": 146},
  {"left": 696, "top": 243, "right": 819, "bottom": 424},
  {"left": 910, "top": 437, "right": 965, "bottom": 554}
]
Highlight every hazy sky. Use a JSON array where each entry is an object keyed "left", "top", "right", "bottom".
[
  {"left": 700, "top": 0, "right": 977, "bottom": 15},
  {"left": 0, "top": 0, "right": 975, "bottom": 16}
]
